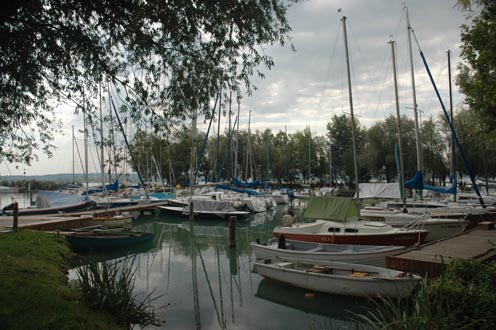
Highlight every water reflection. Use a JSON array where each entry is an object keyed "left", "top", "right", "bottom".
[
  {"left": 71, "top": 206, "right": 365, "bottom": 329},
  {"left": 255, "top": 278, "right": 366, "bottom": 318}
]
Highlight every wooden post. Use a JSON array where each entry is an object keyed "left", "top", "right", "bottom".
[
  {"left": 13, "top": 202, "right": 19, "bottom": 232},
  {"left": 229, "top": 216, "right": 237, "bottom": 247}
]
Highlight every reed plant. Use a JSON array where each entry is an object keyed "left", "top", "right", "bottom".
[
  {"left": 74, "top": 256, "right": 164, "bottom": 328},
  {"left": 353, "top": 260, "right": 496, "bottom": 329}
]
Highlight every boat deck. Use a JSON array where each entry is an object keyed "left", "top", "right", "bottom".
[{"left": 386, "top": 222, "right": 496, "bottom": 278}]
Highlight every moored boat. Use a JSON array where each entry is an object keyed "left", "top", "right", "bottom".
[
  {"left": 273, "top": 197, "right": 428, "bottom": 246},
  {"left": 360, "top": 208, "right": 468, "bottom": 242},
  {"left": 61, "top": 230, "right": 154, "bottom": 251},
  {"left": 2, "top": 190, "right": 96, "bottom": 216},
  {"left": 254, "top": 257, "right": 422, "bottom": 298},
  {"left": 251, "top": 238, "right": 405, "bottom": 267},
  {"left": 158, "top": 199, "right": 250, "bottom": 220},
  {"left": 88, "top": 212, "right": 134, "bottom": 229}
]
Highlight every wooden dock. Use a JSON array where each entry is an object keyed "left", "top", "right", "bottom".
[
  {"left": 0, "top": 201, "right": 169, "bottom": 232},
  {"left": 386, "top": 222, "right": 496, "bottom": 278}
]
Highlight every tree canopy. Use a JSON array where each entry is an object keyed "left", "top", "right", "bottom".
[
  {"left": 0, "top": 0, "right": 299, "bottom": 164},
  {"left": 456, "top": 0, "right": 496, "bottom": 129}
]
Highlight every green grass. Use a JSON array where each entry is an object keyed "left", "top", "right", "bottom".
[{"left": 0, "top": 230, "right": 123, "bottom": 330}]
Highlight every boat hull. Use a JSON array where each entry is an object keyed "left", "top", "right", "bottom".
[
  {"left": 273, "top": 230, "right": 426, "bottom": 247},
  {"left": 255, "top": 258, "right": 421, "bottom": 298},
  {"left": 66, "top": 232, "right": 154, "bottom": 251},
  {"left": 251, "top": 239, "right": 404, "bottom": 267},
  {"left": 158, "top": 205, "right": 250, "bottom": 220}
]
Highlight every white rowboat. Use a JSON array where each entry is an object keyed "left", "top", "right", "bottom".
[
  {"left": 255, "top": 257, "right": 421, "bottom": 298},
  {"left": 251, "top": 238, "right": 404, "bottom": 267}
]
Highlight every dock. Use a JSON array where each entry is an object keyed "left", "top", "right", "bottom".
[
  {"left": 0, "top": 201, "right": 169, "bottom": 232},
  {"left": 386, "top": 222, "right": 496, "bottom": 278}
]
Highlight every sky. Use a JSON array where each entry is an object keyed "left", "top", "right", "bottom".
[{"left": 1, "top": 0, "right": 473, "bottom": 176}]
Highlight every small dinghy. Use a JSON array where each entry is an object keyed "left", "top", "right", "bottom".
[
  {"left": 58, "top": 230, "right": 154, "bottom": 251},
  {"left": 254, "top": 257, "right": 421, "bottom": 299},
  {"left": 251, "top": 238, "right": 404, "bottom": 267}
]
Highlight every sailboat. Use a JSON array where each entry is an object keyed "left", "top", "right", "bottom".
[
  {"left": 370, "top": 7, "right": 493, "bottom": 230},
  {"left": 273, "top": 15, "right": 428, "bottom": 247}
]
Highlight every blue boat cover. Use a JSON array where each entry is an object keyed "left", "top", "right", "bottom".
[{"left": 405, "top": 171, "right": 456, "bottom": 195}]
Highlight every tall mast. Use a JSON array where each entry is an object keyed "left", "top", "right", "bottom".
[
  {"left": 245, "top": 110, "right": 252, "bottom": 181},
  {"left": 99, "top": 83, "right": 105, "bottom": 193},
  {"left": 448, "top": 50, "right": 457, "bottom": 202},
  {"left": 83, "top": 104, "right": 89, "bottom": 192},
  {"left": 234, "top": 97, "right": 240, "bottom": 180},
  {"left": 189, "top": 106, "right": 197, "bottom": 222},
  {"left": 308, "top": 126, "right": 311, "bottom": 185},
  {"left": 342, "top": 15, "right": 360, "bottom": 208},
  {"left": 391, "top": 40, "right": 407, "bottom": 211},
  {"left": 406, "top": 6, "right": 423, "bottom": 175},
  {"left": 72, "top": 125, "right": 75, "bottom": 185}
]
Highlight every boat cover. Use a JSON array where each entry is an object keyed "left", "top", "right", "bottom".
[
  {"left": 303, "top": 196, "right": 358, "bottom": 222},
  {"left": 191, "top": 199, "right": 239, "bottom": 212},
  {"left": 36, "top": 191, "right": 93, "bottom": 208},
  {"left": 358, "top": 183, "right": 401, "bottom": 199}
]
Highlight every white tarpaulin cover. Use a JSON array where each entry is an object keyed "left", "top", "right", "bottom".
[{"left": 358, "top": 183, "right": 401, "bottom": 199}]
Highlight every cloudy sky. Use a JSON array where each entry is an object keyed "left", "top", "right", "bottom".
[{"left": 1, "top": 0, "right": 473, "bottom": 176}]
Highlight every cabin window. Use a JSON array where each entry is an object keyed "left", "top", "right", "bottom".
[
  {"left": 327, "top": 227, "right": 341, "bottom": 233},
  {"left": 345, "top": 228, "right": 358, "bottom": 233}
]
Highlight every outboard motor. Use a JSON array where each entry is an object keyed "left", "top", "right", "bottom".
[{"left": 277, "top": 234, "right": 286, "bottom": 249}]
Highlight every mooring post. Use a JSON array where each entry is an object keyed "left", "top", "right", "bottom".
[
  {"left": 229, "top": 216, "right": 237, "bottom": 247},
  {"left": 13, "top": 202, "right": 19, "bottom": 232}
]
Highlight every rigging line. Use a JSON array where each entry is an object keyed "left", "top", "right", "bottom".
[
  {"left": 312, "top": 21, "right": 342, "bottom": 134},
  {"left": 111, "top": 98, "right": 148, "bottom": 191},
  {"left": 368, "top": 9, "right": 407, "bottom": 123},
  {"left": 73, "top": 135, "right": 88, "bottom": 183},
  {"left": 413, "top": 29, "right": 485, "bottom": 208},
  {"left": 346, "top": 18, "right": 379, "bottom": 120}
]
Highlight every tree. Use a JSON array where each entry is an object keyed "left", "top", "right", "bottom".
[
  {"left": 456, "top": 0, "right": 496, "bottom": 128},
  {"left": 327, "top": 114, "right": 364, "bottom": 186},
  {"left": 421, "top": 117, "right": 448, "bottom": 185},
  {"left": 0, "top": 0, "right": 300, "bottom": 164}
]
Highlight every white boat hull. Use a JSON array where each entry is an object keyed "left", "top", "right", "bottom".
[
  {"left": 255, "top": 258, "right": 421, "bottom": 298},
  {"left": 251, "top": 239, "right": 404, "bottom": 267}
]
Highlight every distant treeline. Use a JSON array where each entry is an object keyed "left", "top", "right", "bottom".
[{"left": 1, "top": 180, "right": 66, "bottom": 191}]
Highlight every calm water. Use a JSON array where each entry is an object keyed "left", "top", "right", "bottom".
[
  {"left": 0, "top": 192, "right": 34, "bottom": 209},
  {"left": 3, "top": 192, "right": 369, "bottom": 329},
  {"left": 70, "top": 204, "right": 370, "bottom": 330}
]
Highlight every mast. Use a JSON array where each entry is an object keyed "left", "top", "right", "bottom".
[
  {"left": 189, "top": 105, "right": 198, "bottom": 222},
  {"left": 390, "top": 40, "right": 407, "bottom": 211},
  {"left": 228, "top": 91, "right": 232, "bottom": 181},
  {"left": 234, "top": 97, "right": 240, "bottom": 180},
  {"left": 245, "top": 110, "right": 252, "bottom": 181},
  {"left": 308, "top": 126, "right": 311, "bottom": 185},
  {"left": 405, "top": 6, "right": 423, "bottom": 175},
  {"left": 83, "top": 104, "right": 89, "bottom": 192},
  {"left": 215, "top": 89, "right": 222, "bottom": 181},
  {"left": 448, "top": 50, "right": 457, "bottom": 202},
  {"left": 342, "top": 15, "right": 361, "bottom": 209},
  {"left": 329, "top": 139, "right": 332, "bottom": 186},
  {"left": 72, "top": 126, "right": 75, "bottom": 185},
  {"left": 99, "top": 83, "right": 105, "bottom": 194}
]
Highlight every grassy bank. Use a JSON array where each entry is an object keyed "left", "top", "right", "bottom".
[{"left": 0, "top": 230, "right": 123, "bottom": 330}]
